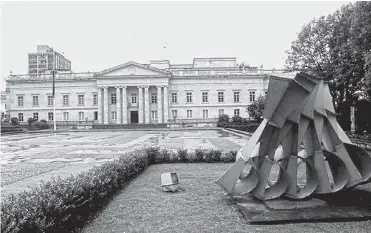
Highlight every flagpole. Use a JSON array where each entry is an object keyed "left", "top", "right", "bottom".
[{"left": 53, "top": 49, "right": 56, "bottom": 132}]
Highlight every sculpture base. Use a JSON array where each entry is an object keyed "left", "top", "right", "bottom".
[{"left": 234, "top": 188, "right": 371, "bottom": 224}]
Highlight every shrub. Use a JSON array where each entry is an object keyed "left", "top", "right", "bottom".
[
  {"left": 176, "top": 149, "right": 188, "bottom": 162},
  {"left": 218, "top": 114, "right": 230, "bottom": 124},
  {"left": 10, "top": 117, "right": 19, "bottom": 125},
  {"left": 195, "top": 148, "right": 206, "bottom": 162},
  {"left": 231, "top": 115, "right": 244, "bottom": 124},
  {"left": 160, "top": 148, "right": 173, "bottom": 163},
  {"left": 32, "top": 121, "right": 49, "bottom": 130},
  {"left": 28, "top": 117, "right": 37, "bottom": 127},
  {"left": 222, "top": 150, "right": 238, "bottom": 162},
  {"left": 207, "top": 149, "right": 222, "bottom": 162},
  {"left": 1, "top": 149, "right": 150, "bottom": 233}
]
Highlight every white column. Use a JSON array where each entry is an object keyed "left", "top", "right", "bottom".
[
  {"left": 104, "top": 87, "right": 109, "bottom": 124},
  {"left": 98, "top": 87, "right": 103, "bottom": 123},
  {"left": 157, "top": 86, "right": 163, "bottom": 123},
  {"left": 144, "top": 86, "right": 150, "bottom": 124},
  {"left": 122, "top": 86, "right": 127, "bottom": 124},
  {"left": 116, "top": 86, "right": 121, "bottom": 124},
  {"left": 163, "top": 86, "right": 169, "bottom": 123},
  {"left": 138, "top": 86, "right": 143, "bottom": 124}
]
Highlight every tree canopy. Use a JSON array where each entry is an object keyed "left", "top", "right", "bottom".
[{"left": 285, "top": 2, "right": 371, "bottom": 130}]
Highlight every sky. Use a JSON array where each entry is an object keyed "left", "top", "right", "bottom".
[{"left": 0, "top": 1, "right": 349, "bottom": 90}]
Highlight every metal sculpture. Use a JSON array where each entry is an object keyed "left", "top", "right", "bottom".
[{"left": 217, "top": 72, "right": 371, "bottom": 200}]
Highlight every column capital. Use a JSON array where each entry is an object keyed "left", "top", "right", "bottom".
[
  {"left": 103, "top": 86, "right": 108, "bottom": 89},
  {"left": 144, "top": 85, "right": 149, "bottom": 89},
  {"left": 137, "top": 85, "right": 143, "bottom": 89}
]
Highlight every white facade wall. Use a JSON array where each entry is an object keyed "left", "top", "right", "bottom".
[{"left": 6, "top": 59, "right": 276, "bottom": 124}]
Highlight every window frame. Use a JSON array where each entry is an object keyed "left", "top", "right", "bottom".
[
  {"left": 233, "top": 92, "right": 240, "bottom": 103},
  {"left": 47, "top": 95, "right": 54, "bottom": 106},
  {"left": 32, "top": 95, "right": 39, "bottom": 106},
  {"left": 202, "top": 109, "right": 208, "bottom": 118},
  {"left": 234, "top": 108, "right": 240, "bottom": 116},
  {"left": 187, "top": 110, "right": 193, "bottom": 119},
  {"left": 218, "top": 92, "right": 224, "bottom": 103},
  {"left": 93, "top": 94, "right": 98, "bottom": 105},
  {"left": 33, "top": 112, "right": 39, "bottom": 121},
  {"left": 48, "top": 112, "right": 54, "bottom": 121},
  {"left": 171, "top": 93, "right": 178, "bottom": 104},
  {"left": 151, "top": 93, "right": 157, "bottom": 104},
  {"left": 17, "top": 96, "right": 24, "bottom": 107},
  {"left": 78, "top": 94, "right": 85, "bottom": 106},
  {"left": 249, "top": 91, "right": 256, "bottom": 102},
  {"left": 131, "top": 93, "right": 137, "bottom": 104},
  {"left": 111, "top": 93, "right": 117, "bottom": 105},
  {"left": 18, "top": 113, "right": 24, "bottom": 122},
  {"left": 202, "top": 92, "right": 208, "bottom": 103},
  {"left": 63, "top": 95, "right": 69, "bottom": 106},
  {"left": 186, "top": 92, "right": 193, "bottom": 103}
]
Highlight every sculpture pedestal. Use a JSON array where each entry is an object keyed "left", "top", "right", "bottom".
[{"left": 233, "top": 188, "right": 371, "bottom": 224}]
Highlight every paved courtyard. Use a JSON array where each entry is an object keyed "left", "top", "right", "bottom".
[{"left": 0, "top": 130, "right": 248, "bottom": 196}]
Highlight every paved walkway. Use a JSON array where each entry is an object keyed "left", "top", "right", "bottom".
[{"left": 1, "top": 130, "right": 249, "bottom": 198}]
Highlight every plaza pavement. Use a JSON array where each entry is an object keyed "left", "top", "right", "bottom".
[{"left": 1, "top": 129, "right": 249, "bottom": 197}]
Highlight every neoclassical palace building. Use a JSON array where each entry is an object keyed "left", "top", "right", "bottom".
[{"left": 5, "top": 57, "right": 284, "bottom": 125}]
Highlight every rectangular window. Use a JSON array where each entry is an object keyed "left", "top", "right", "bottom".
[
  {"left": 18, "top": 113, "right": 24, "bottom": 122},
  {"left": 187, "top": 110, "right": 192, "bottom": 119},
  {"left": 131, "top": 93, "right": 137, "bottom": 104},
  {"left": 48, "top": 112, "right": 53, "bottom": 121},
  {"left": 151, "top": 111, "right": 158, "bottom": 120},
  {"left": 63, "top": 95, "right": 69, "bottom": 106},
  {"left": 203, "top": 109, "right": 208, "bottom": 118},
  {"left": 172, "top": 110, "right": 178, "bottom": 119},
  {"left": 63, "top": 112, "right": 69, "bottom": 121},
  {"left": 171, "top": 93, "right": 177, "bottom": 104},
  {"left": 111, "top": 93, "right": 117, "bottom": 104},
  {"left": 218, "top": 109, "right": 224, "bottom": 116},
  {"left": 234, "top": 92, "right": 240, "bottom": 103},
  {"left": 94, "top": 111, "right": 98, "bottom": 120},
  {"left": 151, "top": 93, "right": 157, "bottom": 104},
  {"left": 186, "top": 92, "right": 192, "bottom": 103},
  {"left": 265, "top": 91, "right": 268, "bottom": 96},
  {"left": 112, "top": 111, "right": 117, "bottom": 120},
  {"left": 78, "top": 111, "right": 84, "bottom": 121},
  {"left": 234, "top": 109, "right": 240, "bottom": 116},
  {"left": 48, "top": 96, "right": 53, "bottom": 106},
  {"left": 202, "top": 92, "right": 208, "bottom": 103},
  {"left": 18, "top": 96, "right": 24, "bottom": 107},
  {"left": 218, "top": 92, "right": 224, "bottom": 103},
  {"left": 33, "top": 96, "right": 39, "bottom": 106},
  {"left": 249, "top": 91, "right": 256, "bottom": 102},
  {"left": 78, "top": 94, "right": 85, "bottom": 106},
  {"left": 33, "top": 112, "right": 39, "bottom": 121},
  {"left": 93, "top": 94, "right": 98, "bottom": 105}
]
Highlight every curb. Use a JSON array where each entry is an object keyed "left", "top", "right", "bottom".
[{"left": 222, "top": 128, "right": 253, "bottom": 138}]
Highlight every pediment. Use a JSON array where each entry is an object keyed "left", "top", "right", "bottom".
[{"left": 96, "top": 61, "right": 169, "bottom": 77}]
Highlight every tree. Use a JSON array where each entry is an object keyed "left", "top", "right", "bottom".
[
  {"left": 247, "top": 95, "right": 266, "bottom": 122},
  {"left": 285, "top": 2, "right": 371, "bottom": 130}
]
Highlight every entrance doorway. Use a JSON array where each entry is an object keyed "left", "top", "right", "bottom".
[{"left": 131, "top": 111, "right": 138, "bottom": 124}]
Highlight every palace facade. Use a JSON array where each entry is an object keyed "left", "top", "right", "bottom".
[{"left": 5, "top": 57, "right": 283, "bottom": 125}]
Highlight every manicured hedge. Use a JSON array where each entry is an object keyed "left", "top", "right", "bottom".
[{"left": 1, "top": 147, "right": 238, "bottom": 233}]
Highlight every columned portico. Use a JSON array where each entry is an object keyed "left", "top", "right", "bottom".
[
  {"left": 98, "top": 87, "right": 103, "bottom": 123},
  {"left": 103, "top": 87, "right": 108, "bottom": 124},
  {"left": 122, "top": 86, "right": 127, "bottom": 124},
  {"left": 144, "top": 86, "right": 150, "bottom": 124},
  {"left": 163, "top": 86, "right": 169, "bottom": 122},
  {"left": 116, "top": 86, "right": 121, "bottom": 124},
  {"left": 138, "top": 86, "right": 144, "bottom": 124},
  {"left": 157, "top": 86, "right": 163, "bottom": 123}
]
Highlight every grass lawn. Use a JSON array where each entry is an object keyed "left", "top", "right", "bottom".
[{"left": 82, "top": 163, "right": 371, "bottom": 233}]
